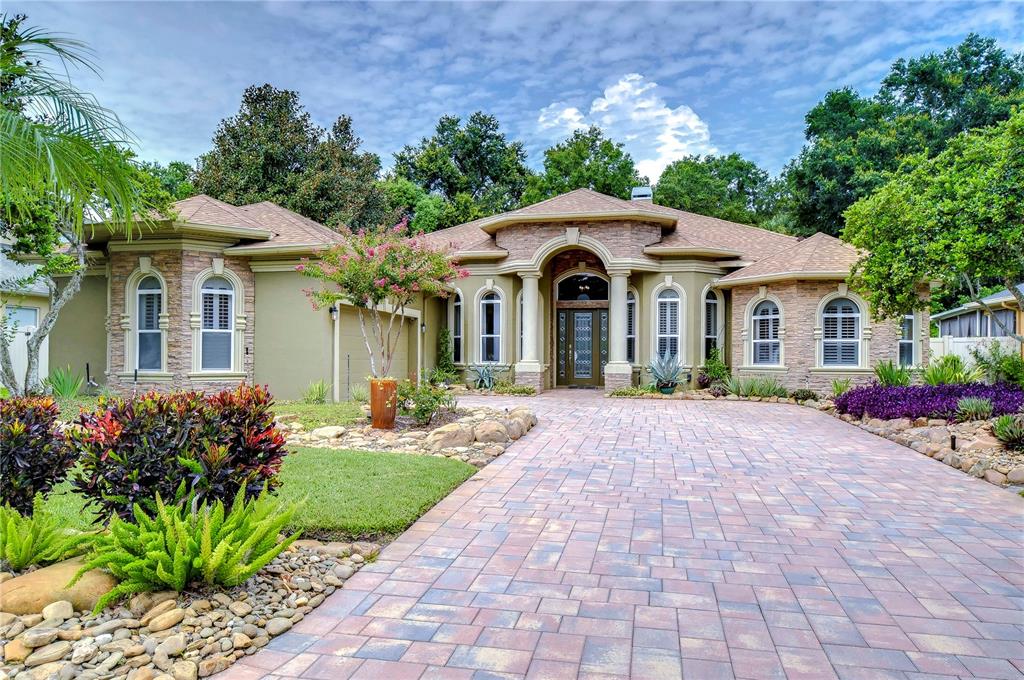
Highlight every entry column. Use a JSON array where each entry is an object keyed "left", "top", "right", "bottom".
[
  {"left": 514, "top": 271, "right": 544, "bottom": 392},
  {"left": 605, "top": 269, "right": 633, "bottom": 392}
]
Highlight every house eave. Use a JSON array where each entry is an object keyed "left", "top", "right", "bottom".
[
  {"left": 223, "top": 242, "right": 327, "bottom": 256},
  {"left": 454, "top": 250, "right": 508, "bottom": 261},
  {"left": 478, "top": 210, "right": 677, "bottom": 234},
  {"left": 715, "top": 270, "right": 850, "bottom": 289},
  {"left": 644, "top": 245, "right": 742, "bottom": 259}
]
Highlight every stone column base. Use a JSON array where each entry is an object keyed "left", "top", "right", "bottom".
[
  {"left": 514, "top": 362, "right": 544, "bottom": 393},
  {"left": 604, "top": 362, "right": 633, "bottom": 393}
]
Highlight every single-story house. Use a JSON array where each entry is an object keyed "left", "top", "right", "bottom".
[
  {"left": 45, "top": 187, "right": 925, "bottom": 398},
  {"left": 932, "top": 284, "right": 1022, "bottom": 340},
  {"left": 930, "top": 284, "right": 1023, "bottom": 360}
]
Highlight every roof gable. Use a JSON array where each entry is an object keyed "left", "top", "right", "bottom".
[{"left": 716, "top": 232, "right": 861, "bottom": 287}]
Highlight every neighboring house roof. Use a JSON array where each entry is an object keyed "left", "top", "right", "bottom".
[
  {"left": 715, "top": 232, "right": 862, "bottom": 288},
  {"left": 422, "top": 188, "right": 799, "bottom": 264},
  {"left": 932, "top": 283, "right": 1024, "bottom": 321},
  {"left": 0, "top": 246, "right": 48, "bottom": 297}
]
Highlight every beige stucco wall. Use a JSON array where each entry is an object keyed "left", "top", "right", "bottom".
[
  {"left": 48, "top": 275, "right": 105, "bottom": 382},
  {"left": 253, "top": 270, "right": 419, "bottom": 401},
  {"left": 729, "top": 280, "right": 911, "bottom": 393}
]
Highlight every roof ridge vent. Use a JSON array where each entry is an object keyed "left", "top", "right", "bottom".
[{"left": 630, "top": 186, "right": 653, "bottom": 203}]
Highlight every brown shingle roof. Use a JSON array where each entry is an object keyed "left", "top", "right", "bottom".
[
  {"left": 422, "top": 188, "right": 798, "bottom": 263},
  {"left": 235, "top": 202, "right": 345, "bottom": 249},
  {"left": 172, "top": 195, "right": 268, "bottom": 232},
  {"left": 716, "top": 232, "right": 861, "bottom": 287}
]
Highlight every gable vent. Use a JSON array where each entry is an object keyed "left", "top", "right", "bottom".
[{"left": 630, "top": 186, "right": 653, "bottom": 202}]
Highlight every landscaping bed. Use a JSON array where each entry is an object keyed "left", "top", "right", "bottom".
[
  {"left": 281, "top": 404, "right": 538, "bottom": 468},
  {"left": 0, "top": 385, "right": 538, "bottom": 680}
]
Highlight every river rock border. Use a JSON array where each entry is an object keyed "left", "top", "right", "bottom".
[
  {"left": 0, "top": 541, "right": 379, "bottom": 680},
  {"left": 280, "top": 405, "right": 538, "bottom": 468}
]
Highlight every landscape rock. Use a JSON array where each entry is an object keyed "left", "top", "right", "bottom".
[
  {"left": 40, "top": 601, "right": 73, "bottom": 622},
  {"left": 473, "top": 420, "right": 508, "bottom": 443},
  {"left": 426, "top": 423, "right": 475, "bottom": 450},
  {"left": 21, "top": 628, "right": 59, "bottom": 648},
  {"left": 0, "top": 557, "right": 117, "bottom": 615},
  {"left": 24, "top": 640, "right": 71, "bottom": 667},
  {"left": 264, "top": 617, "right": 292, "bottom": 636},
  {"left": 147, "top": 609, "right": 185, "bottom": 633}
]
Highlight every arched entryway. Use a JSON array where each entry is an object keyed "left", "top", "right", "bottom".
[{"left": 548, "top": 250, "right": 609, "bottom": 388}]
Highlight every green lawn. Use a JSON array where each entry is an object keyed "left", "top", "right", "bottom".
[{"left": 41, "top": 448, "right": 475, "bottom": 541}]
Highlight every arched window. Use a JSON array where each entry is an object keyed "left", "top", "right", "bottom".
[
  {"left": 136, "top": 275, "right": 163, "bottom": 371},
  {"left": 626, "top": 291, "right": 636, "bottom": 364},
  {"left": 704, "top": 290, "right": 719, "bottom": 360},
  {"left": 656, "top": 289, "right": 680, "bottom": 359},
  {"left": 480, "top": 291, "right": 501, "bottom": 363},
  {"left": 451, "top": 293, "right": 463, "bottom": 364},
  {"left": 200, "top": 276, "right": 234, "bottom": 371},
  {"left": 822, "top": 298, "right": 860, "bottom": 366},
  {"left": 752, "top": 300, "right": 780, "bottom": 365}
]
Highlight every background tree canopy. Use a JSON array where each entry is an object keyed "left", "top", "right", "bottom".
[
  {"left": 843, "top": 111, "right": 1024, "bottom": 334},
  {"left": 193, "top": 84, "right": 388, "bottom": 230},
  {"left": 654, "top": 153, "right": 774, "bottom": 225},
  {"left": 521, "top": 127, "right": 646, "bottom": 205},
  {"left": 781, "top": 34, "right": 1024, "bottom": 236}
]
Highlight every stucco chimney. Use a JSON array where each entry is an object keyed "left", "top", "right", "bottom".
[{"left": 630, "top": 186, "right": 653, "bottom": 203}]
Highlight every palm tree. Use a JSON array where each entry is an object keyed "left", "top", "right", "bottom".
[
  {"left": 0, "top": 14, "right": 154, "bottom": 229},
  {"left": 0, "top": 15, "right": 167, "bottom": 393}
]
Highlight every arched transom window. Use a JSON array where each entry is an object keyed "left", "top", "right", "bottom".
[
  {"left": 752, "top": 300, "right": 780, "bottom": 365},
  {"left": 136, "top": 275, "right": 163, "bottom": 371},
  {"left": 200, "top": 276, "right": 234, "bottom": 371},
  {"left": 822, "top": 298, "right": 860, "bottom": 366},
  {"left": 557, "top": 274, "right": 608, "bottom": 301},
  {"left": 480, "top": 291, "right": 501, "bottom": 363},
  {"left": 656, "top": 289, "right": 680, "bottom": 359}
]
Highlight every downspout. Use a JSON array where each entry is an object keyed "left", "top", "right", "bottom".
[{"left": 332, "top": 307, "right": 341, "bottom": 403}]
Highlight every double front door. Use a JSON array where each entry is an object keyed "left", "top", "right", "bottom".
[{"left": 556, "top": 309, "right": 608, "bottom": 387}]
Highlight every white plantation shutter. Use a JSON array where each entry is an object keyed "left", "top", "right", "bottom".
[
  {"left": 752, "top": 300, "right": 780, "bottom": 365},
  {"left": 626, "top": 292, "right": 636, "bottom": 363},
  {"left": 137, "top": 276, "right": 162, "bottom": 371},
  {"left": 201, "top": 277, "right": 233, "bottom": 370},
  {"left": 822, "top": 298, "right": 860, "bottom": 366},
  {"left": 657, "top": 289, "right": 680, "bottom": 359}
]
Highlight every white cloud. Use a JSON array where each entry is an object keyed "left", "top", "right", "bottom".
[{"left": 537, "top": 74, "right": 716, "bottom": 182}]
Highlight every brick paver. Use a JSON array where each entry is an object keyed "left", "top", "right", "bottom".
[{"left": 220, "top": 392, "right": 1024, "bottom": 679}]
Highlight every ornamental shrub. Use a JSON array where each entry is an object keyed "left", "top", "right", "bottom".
[
  {"left": 74, "top": 488, "right": 299, "bottom": 612},
  {"left": 955, "top": 396, "right": 993, "bottom": 421},
  {"left": 698, "top": 348, "right": 729, "bottom": 388},
  {"left": 971, "top": 342, "right": 1024, "bottom": 387},
  {"left": 0, "top": 396, "right": 75, "bottom": 515},
  {"left": 874, "top": 360, "right": 911, "bottom": 387},
  {"left": 789, "top": 389, "right": 819, "bottom": 402},
  {"left": 921, "top": 354, "right": 984, "bottom": 385},
  {"left": 69, "top": 385, "right": 287, "bottom": 521},
  {"left": 993, "top": 414, "right": 1024, "bottom": 451},
  {"left": 834, "top": 383, "right": 1024, "bottom": 421},
  {"left": 396, "top": 380, "right": 458, "bottom": 425}
]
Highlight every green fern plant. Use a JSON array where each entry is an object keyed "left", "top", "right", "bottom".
[
  {"left": 73, "top": 489, "right": 301, "bottom": 611},
  {"left": 0, "top": 504, "right": 95, "bottom": 571}
]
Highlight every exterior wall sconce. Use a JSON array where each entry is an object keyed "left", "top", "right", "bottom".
[
  {"left": 421, "top": 322, "right": 427, "bottom": 334},
  {"left": 328, "top": 305, "right": 338, "bottom": 321}
]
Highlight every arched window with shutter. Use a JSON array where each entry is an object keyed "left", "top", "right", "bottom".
[
  {"left": 200, "top": 276, "right": 234, "bottom": 371},
  {"left": 751, "top": 300, "right": 781, "bottom": 365},
  {"left": 136, "top": 275, "right": 163, "bottom": 371},
  {"left": 656, "top": 289, "right": 680, "bottom": 359},
  {"left": 821, "top": 297, "right": 860, "bottom": 366}
]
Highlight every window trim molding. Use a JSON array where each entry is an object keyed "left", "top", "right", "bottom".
[
  {"left": 741, "top": 288, "right": 785, "bottom": 369},
  {"left": 447, "top": 288, "right": 465, "bottom": 366},
  {"left": 190, "top": 266, "right": 246, "bottom": 374},
  {"left": 815, "top": 289, "right": 870, "bottom": 369},
  {"left": 121, "top": 265, "right": 169, "bottom": 374},
  {"left": 650, "top": 277, "right": 687, "bottom": 364},
  {"left": 474, "top": 283, "right": 507, "bottom": 364},
  {"left": 700, "top": 283, "right": 725, "bottom": 365}
]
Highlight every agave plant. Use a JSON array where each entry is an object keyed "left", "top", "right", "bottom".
[
  {"left": 993, "top": 414, "right": 1024, "bottom": 451},
  {"left": 648, "top": 354, "right": 685, "bottom": 392},
  {"left": 470, "top": 364, "right": 501, "bottom": 390}
]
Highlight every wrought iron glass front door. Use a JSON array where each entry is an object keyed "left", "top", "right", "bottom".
[{"left": 557, "top": 309, "right": 607, "bottom": 387}]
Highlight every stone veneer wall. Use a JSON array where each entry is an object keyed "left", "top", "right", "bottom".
[
  {"left": 497, "top": 220, "right": 662, "bottom": 261},
  {"left": 106, "top": 249, "right": 255, "bottom": 393},
  {"left": 729, "top": 280, "right": 902, "bottom": 393}
]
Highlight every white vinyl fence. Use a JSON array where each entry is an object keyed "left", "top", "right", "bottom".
[
  {"left": 2, "top": 323, "right": 48, "bottom": 391},
  {"left": 929, "top": 335, "right": 1021, "bottom": 363}
]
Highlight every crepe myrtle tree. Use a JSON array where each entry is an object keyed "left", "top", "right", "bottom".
[
  {"left": 298, "top": 219, "right": 467, "bottom": 378},
  {"left": 843, "top": 111, "right": 1024, "bottom": 344}
]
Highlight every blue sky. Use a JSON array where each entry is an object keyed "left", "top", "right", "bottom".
[{"left": 13, "top": 1, "right": 1024, "bottom": 181}]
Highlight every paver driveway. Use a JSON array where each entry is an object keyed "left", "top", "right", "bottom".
[{"left": 221, "top": 392, "right": 1024, "bottom": 680}]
